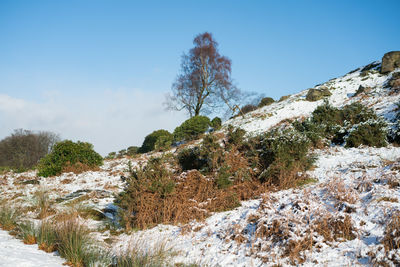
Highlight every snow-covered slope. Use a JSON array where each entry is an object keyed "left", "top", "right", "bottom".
[
  {"left": 0, "top": 230, "right": 64, "bottom": 267},
  {"left": 227, "top": 62, "right": 399, "bottom": 135},
  {"left": 0, "top": 59, "right": 399, "bottom": 266}
]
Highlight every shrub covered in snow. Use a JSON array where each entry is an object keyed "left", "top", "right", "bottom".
[
  {"left": 345, "top": 119, "right": 388, "bottom": 148},
  {"left": 37, "top": 140, "right": 103, "bottom": 177},
  {"left": 257, "top": 128, "right": 315, "bottom": 187},
  {"left": 294, "top": 101, "right": 387, "bottom": 148}
]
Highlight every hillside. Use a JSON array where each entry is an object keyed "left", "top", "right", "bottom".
[{"left": 0, "top": 52, "right": 399, "bottom": 266}]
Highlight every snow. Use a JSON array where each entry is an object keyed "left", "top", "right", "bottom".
[
  {"left": 0, "top": 230, "right": 64, "bottom": 267},
  {"left": 0, "top": 60, "right": 399, "bottom": 266}
]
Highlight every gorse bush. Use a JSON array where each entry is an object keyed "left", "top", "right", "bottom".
[
  {"left": 294, "top": 101, "right": 388, "bottom": 148},
  {"left": 117, "top": 156, "right": 176, "bottom": 229},
  {"left": 178, "top": 147, "right": 205, "bottom": 171},
  {"left": 178, "top": 134, "right": 223, "bottom": 174},
  {"left": 345, "top": 120, "right": 388, "bottom": 148},
  {"left": 173, "top": 116, "right": 211, "bottom": 141},
  {"left": 139, "top": 130, "right": 173, "bottom": 153},
  {"left": 37, "top": 140, "right": 103, "bottom": 177},
  {"left": 211, "top": 116, "right": 222, "bottom": 130},
  {"left": 226, "top": 126, "right": 246, "bottom": 147},
  {"left": 257, "top": 128, "right": 315, "bottom": 187}
]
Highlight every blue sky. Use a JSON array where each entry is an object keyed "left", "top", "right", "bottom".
[{"left": 0, "top": 0, "right": 399, "bottom": 155}]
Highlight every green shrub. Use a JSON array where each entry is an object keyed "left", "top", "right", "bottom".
[
  {"left": 211, "top": 117, "right": 222, "bottom": 130},
  {"left": 215, "top": 166, "right": 233, "bottom": 189},
  {"left": 154, "top": 135, "right": 173, "bottom": 151},
  {"left": 116, "top": 156, "right": 176, "bottom": 229},
  {"left": 295, "top": 101, "right": 386, "bottom": 148},
  {"left": 139, "top": 130, "right": 173, "bottom": 153},
  {"left": 37, "top": 140, "right": 103, "bottom": 177},
  {"left": 177, "top": 147, "right": 204, "bottom": 171},
  {"left": 340, "top": 102, "right": 378, "bottom": 125},
  {"left": 257, "top": 128, "right": 315, "bottom": 187},
  {"left": 226, "top": 126, "right": 246, "bottom": 147},
  {"left": 345, "top": 120, "right": 388, "bottom": 148},
  {"left": 292, "top": 119, "right": 325, "bottom": 147},
  {"left": 105, "top": 152, "right": 117, "bottom": 160},
  {"left": 258, "top": 97, "right": 275, "bottom": 108},
  {"left": 310, "top": 101, "right": 342, "bottom": 136},
  {"left": 177, "top": 134, "right": 223, "bottom": 173},
  {"left": 173, "top": 116, "right": 211, "bottom": 141},
  {"left": 126, "top": 146, "right": 139, "bottom": 156}
]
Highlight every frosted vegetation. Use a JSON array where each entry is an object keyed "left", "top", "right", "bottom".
[{"left": 0, "top": 54, "right": 400, "bottom": 266}]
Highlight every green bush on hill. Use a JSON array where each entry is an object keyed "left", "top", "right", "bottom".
[
  {"left": 211, "top": 117, "right": 222, "bottom": 130},
  {"left": 37, "top": 140, "right": 103, "bottom": 177},
  {"left": 139, "top": 130, "right": 173, "bottom": 153},
  {"left": 345, "top": 120, "right": 388, "bottom": 148},
  {"left": 258, "top": 128, "right": 315, "bottom": 186},
  {"left": 173, "top": 116, "right": 211, "bottom": 141},
  {"left": 258, "top": 97, "right": 275, "bottom": 108},
  {"left": 294, "top": 101, "right": 387, "bottom": 148}
]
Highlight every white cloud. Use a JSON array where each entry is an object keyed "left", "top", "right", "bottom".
[{"left": 0, "top": 90, "right": 187, "bottom": 155}]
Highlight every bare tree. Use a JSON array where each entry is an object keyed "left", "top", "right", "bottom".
[
  {"left": 0, "top": 129, "right": 60, "bottom": 169},
  {"left": 166, "top": 32, "right": 242, "bottom": 117}
]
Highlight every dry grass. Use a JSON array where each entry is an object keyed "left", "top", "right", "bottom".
[
  {"left": 284, "top": 235, "right": 313, "bottom": 265},
  {"left": 0, "top": 204, "right": 20, "bottom": 231},
  {"left": 376, "top": 197, "right": 398, "bottom": 203},
  {"left": 382, "top": 211, "right": 400, "bottom": 251},
  {"left": 34, "top": 188, "right": 53, "bottom": 219},
  {"left": 112, "top": 236, "right": 174, "bottom": 267},
  {"left": 326, "top": 178, "right": 358, "bottom": 205},
  {"left": 122, "top": 169, "right": 265, "bottom": 230},
  {"left": 313, "top": 214, "right": 356, "bottom": 242}
]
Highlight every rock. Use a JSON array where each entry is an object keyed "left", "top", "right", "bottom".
[
  {"left": 306, "top": 88, "right": 332, "bottom": 101},
  {"left": 355, "top": 85, "right": 372, "bottom": 96},
  {"left": 381, "top": 51, "right": 400, "bottom": 74},
  {"left": 385, "top": 72, "right": 400, "bottom": 91}
]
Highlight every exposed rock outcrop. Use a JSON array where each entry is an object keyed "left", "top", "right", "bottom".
[
  {"left": 381, "top": 51, "right": 400, "bottom": 73},
  {"left": 355, "top": 85, "right": 372, "bottom": 96},
  {"left": 306, "top": 87, "right": 332, "bottom": 101}
]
